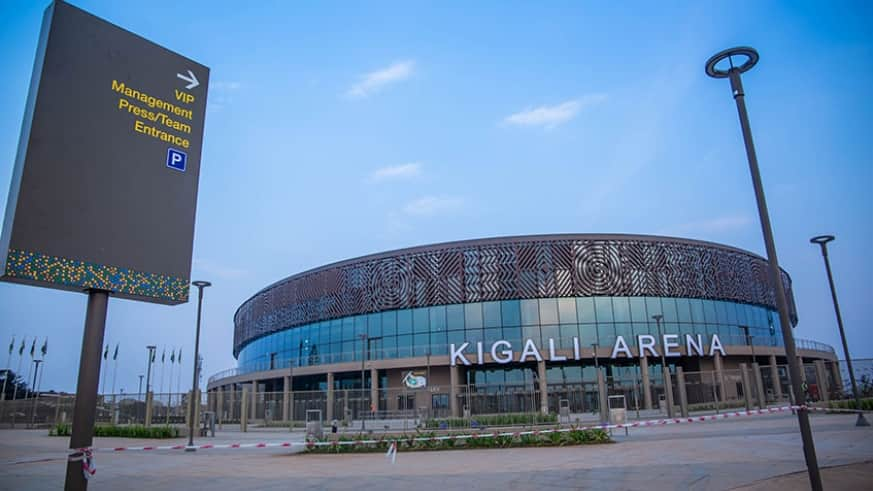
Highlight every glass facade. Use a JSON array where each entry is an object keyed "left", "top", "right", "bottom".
[{"left": 237, "top": 296, "right": 785, "bottom": 375}]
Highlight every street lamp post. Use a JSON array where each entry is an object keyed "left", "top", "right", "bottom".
[
  {"left": 138, "top": 375, "right": 144, "bottom": 400},
  {"left": 706, "top": 46, "right": 822, "bottom": 490},
  {"left": 187, "top": 280, "right": 211, "bottom": 451},
  {"left": 145, "top": 345, "right": 156, "bottom": 395},
  {"left": 651, "top": 314, "right": 673, "bottom": 418},
  {"left": 810, "top": 235, "right": 869, "bottom": 427}
]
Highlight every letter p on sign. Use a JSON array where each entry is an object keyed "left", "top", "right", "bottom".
[{"left": 166, "top": 148, "right": 187, "bottom": 172}]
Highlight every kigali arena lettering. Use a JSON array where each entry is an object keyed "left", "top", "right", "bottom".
[{"left": 207, "top": 234, "right": 838, "bottom": 418}]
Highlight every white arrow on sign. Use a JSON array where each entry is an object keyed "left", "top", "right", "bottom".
[{"left": 176, "top": 70, "right": 199, "bottom": 90}]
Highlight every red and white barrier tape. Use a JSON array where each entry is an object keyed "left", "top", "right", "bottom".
[{"left": 68, "top": 404, "right": 863, "bottom": 456}]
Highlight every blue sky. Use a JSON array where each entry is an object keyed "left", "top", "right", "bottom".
[{"left": 0, "top": 1, "right": 871, "bottom": 393}]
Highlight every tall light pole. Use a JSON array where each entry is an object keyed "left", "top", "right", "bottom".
[
  {"left": 359, "top": 333, "right": 367, "bottom": 432},
  {"left": 187, "top": 280, "right": 211, "bottom": 451},
  {"left": 652, "top": 314, "right": 673, "bottom": 418},
  {"left": 29, "top": 359, "right": 43, "bottom": 428},
  {"left": 145, "top": 345, "right": 156, "bottom": 394},
  {"left": 651, "top": 314, "right": 666, "bottom": 369},
  {"left": 706, "top": 46, "right": 822, "bottom": 490},
  {"left": 138, "top": 375, "right": 144, "bottom": 400},
  {"left": 810, "top": 235, "right": 869, "bottom": 427}
]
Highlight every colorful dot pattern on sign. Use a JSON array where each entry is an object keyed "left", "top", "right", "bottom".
[{"left": 4, "top": 249, "right": 188, "bottom": 302}]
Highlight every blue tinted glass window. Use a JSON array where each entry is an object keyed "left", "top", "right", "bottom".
[
  {"left": 465, "top": 326, "right": 483, "bottom": 344},
  {"left": 501, "top": 300, "right": 521, "bottom": 326},
  {"left": 645, "top": 297, "right": 662, "bottom": 321},
  {"left": 342, "top": 318, "right": 355, "bottom": 341},
  {"left": 382, "top": 336, "right": 397, "bottom": 359},
  {"left": 715, "top": 301, "right": 730, "bottom": 324},
  {"left": 557, "top": 298, "right": 577, "bottom": 324},
  {"left": 520, "top": 299, "right": 539, "bottom": 325},
  {"left": 597, "top": 323, "right": 615, "bottom": 346},
  {"left": 367, "top": 313, "right": 381, "bottom": 338},
  {"left": 736, "top": 303, "right": 749, "bottom": 326},
  {"left": 703, "top": 300, "right": 717, "bottom": 323},
  {"left": 502, "top": 326, "right": 522, "bottom": 345},
  {"left": 446, "top": 305, "right": 465, "bottom": 330},
  {"left": 690, "top": 299, "right": 705, "bottom": 323},
  {"left": 559, "top": 325, "right": 579, "bottom": 349},
  {"left": 614, "top": 323, "right": 633, "bottom": 343},
  {"left": 430, "top": 305, "right": 446, "bottom": 331},
  {"left": 676, "top": 298, "right": 692, "bottom": 323},
  {"left": 465, "top": 303, "right": 483, "bottom": 329},
  {"left": 661, "top": 297, "right": 678, "bottom": 323},
  {"left": 522, "top": 325, "right": 541, "bottom": 345},
  {"left": 577, "top": 298, "right": 596, "bottom": 323},
  {"left": 595, "top": 297, "right": 614, "bottom": 323},
  {"left": 354, "top": 316, "right": 367, "bottom": 337},
  {"left": 540, "top": 324, "right": 559, "bottom": 344},
  {"left": 726, "top": 302, "right": 739, "bottom": 325},
  {"left": 483, "top": 301, "right": 501, "bottom": 328},
  {"left": 430, "top": 330, "right": 447, "bottom": 354},
  {"left": 538, "top": 298, "right": 559, "bottom": 324},
  {"left": 382, "top": 311, "right": 397, "bottom": 336},
  {"left": 629, "top": 297, "right": 648, "bottom": 323},
  {"left": 483, "top": 327, "right": 501, "bottom": 344},
  {"left": 413, "top": 308, "right": 429, "bottom": 334},
  {"left": 447, "top": 330, "right": 466, "bottom": 348},
  {"left": 579, "top": 323, "right": 598, "bottom": 346},
  {"left": 612, "top": 297, "right": 631, "bottom": 323},
  {"left": 397, "top": 310, "right": 412, "bottom": 335},
  {"left": 396, "top": 335, "right": 412, "bottom": 358},
  {"left": 413, "top": 334, "right": 430, "bottom": 356}
]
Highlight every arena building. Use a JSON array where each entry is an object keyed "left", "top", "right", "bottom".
[{"left": 207, "top": 234, "right": 839, "bottom": 420}]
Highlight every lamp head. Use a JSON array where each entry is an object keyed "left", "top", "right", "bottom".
[
  {"left": 810, "top": 235, "right": 835, "bottom": 246},
  {"left": 192, "top": 280, "right": 212, "bottom": 288},
  {"left": 651, "top": 314, "right": 663, "bottom": 322},
  {"left": 706, "top": 47, "right": 759, "bottom": 79}
]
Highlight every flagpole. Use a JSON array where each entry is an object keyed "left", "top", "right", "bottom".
[
  {"left": 24, "top": 339, "right": 34, "bottom": 401},
  {"left": 100, "top": 345, "right": 108, "bottom": 396},
  {"left": 2, "top": 337, "right": 12, "bottom": 401},
  {"left": 13, "top": 337, "right": 25, "bottom": 401},
  {"left": 112, "top": 349, "right": 118, "bottom": 395}
]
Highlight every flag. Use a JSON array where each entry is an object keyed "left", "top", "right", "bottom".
[
  {"left": 41, "top": 338, "right": 47, "bottom": 357},
  {"left": 170, "top": 349, "right": 175, "bottom": 364},
  {"left": 103, "top": 345, "right": 109, "bottom": 360},
  {"left": 113, "top": 344, "right": 119, "bottom": 361},
  {"left": 18, "top": 338, "right": 25, "bottom": 356},
  {"left": 161, "top": 348, "right": 165, "bottom": 364},
  {"left": 178, "top": 349, "right": 182, "bottom": 364},
  {"left": 150, "top": 349, "right": 156, "bottom": 363},
  {"left": 30, "top": 338, "right": 36, "bottom": 358},
  {"left": 7, "top": 337, "right": 13, "bottom": 356}
]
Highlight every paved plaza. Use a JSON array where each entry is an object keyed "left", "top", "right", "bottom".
[{"left": 0, "top": 412, "right": 871, "bottom": 490}]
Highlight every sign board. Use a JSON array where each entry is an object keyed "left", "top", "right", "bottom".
[
  {"left": 0, "top": 1, "right": 209, "bottom": 304},
  {"left": 402, "top": 371, "right": 427, "bottom": 389}
]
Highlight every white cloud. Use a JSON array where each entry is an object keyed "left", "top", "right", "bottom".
[
  {"left": 503, "top": 94, "right": 606, "bottom": 129},
  {"left": 346, "top": 60, "right": 415, "bottom": 99},
  {"left": 659, "top": 214, "right": 753, "bottom": 237},
  {"left": 402, "top": 196, "right": 463, "bottom": 216},
  {"left": 367, "top": 162, "right": 422, "bottom": 183}
]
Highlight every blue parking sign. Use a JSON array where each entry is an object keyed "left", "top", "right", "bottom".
[{"left": 166, "top": 148, "right": 187, "bottom": 172}]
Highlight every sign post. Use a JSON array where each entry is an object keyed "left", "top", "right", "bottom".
[{"left": 0, "top": 2, "right": 209, "bottom": 489}]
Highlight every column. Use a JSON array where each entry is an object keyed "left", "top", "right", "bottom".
[
  {"left": 370, "top": 367, "right": 379, "bottom": 415},
  {"left": 597, "top": 370, "right": 608, "bottom": 423},
  {"left": 640, "top": 357, "right": 653, "bottom": 410},
  {"left": 751, "top": 362, "right": 766, "bottom": 408},
  {"left": 769, "top": 354, "right": 782, "bottom": 400},
  {"left": 714, "top": 352, "right": 726, "bottom": 407},
  {"left": 537, "top": 360, "right": 548, "bottom": 415},
  {"left": 663, "top": 367, "right": 675, "bottom": 418},
  {"left": 740, "top": 363, "right": 752, "bottom": 411},
  {"left": 282, "top": 375, "right": 291, "bottom": 422},
  {"left": 676, "top": 367, "right": 689, "bottom": 418},
  {"left": 449, "top": 365, "right": 460, "bottom": 418},
  {"left": 814, "top": 360, "right": 829, "bottom": 402},
  {"left": 240, "top": 387, "right": 248, "bottom": 432},
  {"left": 326, "top": 372, "right": 334, "bottom": 422}
]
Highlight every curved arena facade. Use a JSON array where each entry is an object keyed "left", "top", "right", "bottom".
[{"left": 208, "top": 234, "right": 838, "bottom": 419}]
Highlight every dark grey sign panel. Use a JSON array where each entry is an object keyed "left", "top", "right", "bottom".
[{"left": 0, "top": 1, "right": 209, "bottom": 304}]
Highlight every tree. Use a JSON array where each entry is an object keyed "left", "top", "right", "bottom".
[{"left": 0, "top": 369, "right": 31, "bottom": 400}]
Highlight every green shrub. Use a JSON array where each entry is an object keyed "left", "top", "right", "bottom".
[
  {"left": 49, "top": 424, "right": 180, "bottom": 439},
  {"left": 425, "top": 412, "right": 557, "bottom": 429},
  {"left": 828, "top": 398, "right": 873, "bottom": 412}
]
